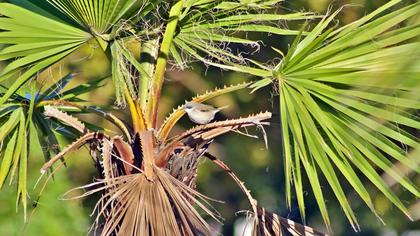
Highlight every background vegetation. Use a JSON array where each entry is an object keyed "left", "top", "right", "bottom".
[{"left": 0, "top": 0, "right": 419, "bottom": 235}]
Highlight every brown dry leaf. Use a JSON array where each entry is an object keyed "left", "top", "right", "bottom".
[
  {"left": 139, "top": 130, "right": 155, "bottom": 180},
  {"left": 157, "top": 111, "right": 271, "bottom": 167},
  {"left": 69, "top": 167, "right": 215, "bottom": 236},
  {"left": 277, "top": 216, "right": 328, "bottom": 236},
  {"left": 60, "top": 128, "right": 217, "bottom": 236},
  {"left": 43, "top": 105, "right": 86, "bottom": 133},
  {"left": 101, "top": 139, "right": 116, "bottom": 183},
  {"left": 166, "top": 140, "right": 213, "bottom": 189},
  {"left": 180, "top": 111, "right": 271, "bottom": 141},
  {"left": 40, "top": 132, "right": 101, "bottom": 174},
  {"left": 112, "top": 136, "right": 135, "bottom": 174},
  {"left": 253, "top": 207, "right": 328, "bottom": 236},
  {"left": 254, "top": 207, "right": 283, "bottom": 236}
]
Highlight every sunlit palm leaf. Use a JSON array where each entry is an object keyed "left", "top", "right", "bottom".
[
  {"left": 0, "top": 73, "right": 104, "bottom": 219},
  {"left": 266, "top": 0, "right": 420, "bottom": 230},
  {"left": 0, "top": 107, "right": 28, "bottom": 220},
  {"left": 173, "top": 0, "right": 316, "bottom": 68},
  {"left": 46, "top": 0, "right": 142, "bottom": 34},
  {"left": 0, "top": 3, "right": 91, "bottom": 105},
  {"left": 111, "top": 40, "right": 135, "bottom": 106}
]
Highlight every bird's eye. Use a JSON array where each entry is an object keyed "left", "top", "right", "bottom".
[{"left": 185, "top": 105, "right": 192, "bottom": 109}]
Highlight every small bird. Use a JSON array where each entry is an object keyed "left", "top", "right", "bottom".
[{"left": 183, "top": 101, "right": 228, "bottom": 124}]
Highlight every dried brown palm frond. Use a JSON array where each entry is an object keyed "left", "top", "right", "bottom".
[
  {"left": 100, "top": 139, "right": 116, "bottom": 183},
  {"left": 204, "top": 153, "right": 328, "bottom": 236},
  {"left": 157, "top": 111, "right": 272, "bottom": 168},
  {"left": 82, "top": 169, "right": 215, "bottom": 236},
  {"left": 44, "top": 105, "right": 86, "bottom": 133},
  {"left": 40, "top": 110, "right": 275, "bottom": 236},
  {"left": 43, "top": 101, "right": 131, "bottom": 141},
  {"left": 157, "top": 111, "right": 271, "bottom": 192},
  {"left": 180, "top": 111, "right": 271, "bottom": 141},
  {"left": 254, "top": 207, "right": 328, "bottom": 236},
  {"left": 40, "top": 106, "right": 91, "bottom": 176},
  {"left": 165, "top": 140, "right": 212, "bottom": 189},
  {"left": 254, "top": 207, "right": 282, "bottom": 236},
  {"left": 112, "top": 136, "right": 136, "bottom": 175},
  {"left": 64, "top": 130, "right": 216, "bottom": 236},
  {"left": 40, "top": 132, "right": 106, "bottom": 174}
]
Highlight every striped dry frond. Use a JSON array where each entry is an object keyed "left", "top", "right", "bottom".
[
  {"left": 248, "top": 0, "right": 420, "bottom": 231},
  {"left": 205, "top": 153, "right": 327, "bottom": 236},
  {"left": 254, "top": 207, "right": 327, "bottom": 236}
]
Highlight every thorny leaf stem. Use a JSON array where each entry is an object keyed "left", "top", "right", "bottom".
[{"left": 36, "top": 100, "right": 131, "bottom": 142}]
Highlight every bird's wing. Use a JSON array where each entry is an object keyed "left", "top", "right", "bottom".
[{"left": 198, "top": 103, "right": 216, "bottom": 112}]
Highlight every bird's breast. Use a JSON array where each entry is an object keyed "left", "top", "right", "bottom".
[{"left": 187, "top": 110, "right": 215, "bottom": 124}]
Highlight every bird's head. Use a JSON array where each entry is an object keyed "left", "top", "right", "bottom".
[{"left": 183, "top": 102, "right": 197, "bottom": 112}]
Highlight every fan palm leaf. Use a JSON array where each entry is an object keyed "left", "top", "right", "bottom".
[
  {"left": 0, "top": 3, "right": 90, "bottom": 105},
  {"left": 46, "top": 0, "right": 142, "bottom": 34},
  {"left": 0, "top": 73, "right": 107, "bottom": 220},
  {"left": 247, "top": 0, "right": 420, "bottom": 230},
  {"left": 0, "top": 0, "right": 157, "bottom": 106},
  {"left": 172, "top": 0, "right": 316, "bottom": 69}
]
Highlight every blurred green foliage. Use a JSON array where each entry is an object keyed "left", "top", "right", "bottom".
[
  {"left": 0, "top": 0, "right": 419, "bottom": 235},
  {"left": 0, "top": 166, "right": 90, "bottom": 236}
]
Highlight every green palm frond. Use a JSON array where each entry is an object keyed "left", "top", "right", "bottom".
[
  {"left": 0, "top": 105, "right": 35, "bottom": 221},
  {"left": 111, "top": 40, "right": 137, "bottom": 106},
  {"left": 0, "top": 0, "right": 152, "bottom": 107},
  {"left": 262, "top": 1, "right": 420, "bottom": 231},
  {"left": 0, "top": 3, "right": 91, "bottom": 105},
  {"left": 45, "top": 0, "right": 142, "bottom": 35},
  {"left": 172, "top": 0, "right": 317, "bottom": 69},
  {"left": 0, "top": 73, "right": 106, "bottom": 220},
  {"left": 0, "top": 107, "right": 28, "bottom": 219}
]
